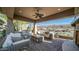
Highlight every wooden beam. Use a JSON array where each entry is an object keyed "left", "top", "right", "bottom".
[
  {"left": 13, "top": 14, "right": 34, "bottom": 22},
  {"left": 37, "top": 8, "right": 75, "bottom": 22},
  {"left": 1, "top": 7, "right": 15, "bottom": 19},
  {"left": 0, "top": 8, "right": 2, "bottom": 11}
]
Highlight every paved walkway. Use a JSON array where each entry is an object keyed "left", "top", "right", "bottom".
[
  {"left": 22, "top": 38, "right": 79, "bottom": 51},
  {"left": 62, "top": 40, "right": 79, "bottom": 51},
  {"left": 28, "top": 39, "right": 64, "bottom": 51}
]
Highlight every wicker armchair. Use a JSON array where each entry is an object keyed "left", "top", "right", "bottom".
[{"left": 44, "top": 32, "right": 53, "bottom": 40}]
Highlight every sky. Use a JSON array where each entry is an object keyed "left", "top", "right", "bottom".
[{"left": 36, "top": 16, "right": 75, "bottom": 26}]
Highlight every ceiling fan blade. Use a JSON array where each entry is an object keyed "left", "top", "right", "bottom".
[
  {"left": 40, "top": 14, "right": 44, "bottom": 16},
  {"left": 33, "top": 15, "right": 36, "bottom": 16},
  {"left": 35, "top": 15, "right": 39, "bottom": 18}
]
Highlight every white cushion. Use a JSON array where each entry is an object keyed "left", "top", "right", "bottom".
[
  {"left": 2, "top": 35, "right": 13, "bottom": 48},
  {"left": 10, "top": 33, "right": 22, "bottom": 42},
  {"left": 10, "top": 33, "right": 21, "bottom": 37},
  {"left": 13, "top": 39, "right": 30, "bottom": 45},
  {"left": 2, "top": 32, "right": 22, "bottom": 48}
]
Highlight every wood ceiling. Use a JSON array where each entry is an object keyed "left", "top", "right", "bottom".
[{"left": 0, "top": 7, "right": 75, "bottom": 22}]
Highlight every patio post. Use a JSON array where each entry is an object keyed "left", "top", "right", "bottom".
[{"left": 33, "top": 21, "right": 37, "bottom": 35}]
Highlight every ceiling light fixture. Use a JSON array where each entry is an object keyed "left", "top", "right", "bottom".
[
  {"left": 33, "top": 7, "right": 44, "bottom": 19},
  {"left": 57, "top": 8, "right": 61, "bottom": 11},
  {"left": 18, "top": 10, "right": 22, "bottom": 13}
]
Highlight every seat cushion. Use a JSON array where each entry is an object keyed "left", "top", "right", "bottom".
[
  {"left": 21, "top": 32, "right": 31, "bottom": 39},
  {"left": 11, "top": 33, "right": 22, "bottom": 37},
  {"left": 2, "top": 35, "right": 13, "bottom": 48},
  {"left": 12, "top": 37, "right": 22, "bottom": 42},
  {"left": 10, "top": 33, "right": 22, "bottom": 42}
]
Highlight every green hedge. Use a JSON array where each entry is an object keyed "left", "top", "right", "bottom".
[{"left": 0, "top": 30, "right": 6, "bottom": 38}]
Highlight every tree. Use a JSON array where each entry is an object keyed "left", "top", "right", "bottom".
[
  {"left": 13, "top": 20, "right": 31, "bottom": 31},
  {"left": 0, "top": 12, "right": 7, "bottom": 38}
]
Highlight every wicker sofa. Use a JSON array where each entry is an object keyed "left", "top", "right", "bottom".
[{"left": 0, "top": 32, "right": 31, "bottom": 51}]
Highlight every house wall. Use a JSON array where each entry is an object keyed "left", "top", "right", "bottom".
[{"left": 75, "top": 23, "right": 79, "bottom": 45}]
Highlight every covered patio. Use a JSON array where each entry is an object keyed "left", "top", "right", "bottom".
[{"left": 0, "top": 7, "right": 79, "bottom": 51}]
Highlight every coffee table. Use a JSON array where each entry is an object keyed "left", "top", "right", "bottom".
[{"left": 31, "top": 35, "right": 44, "bottom": 43}]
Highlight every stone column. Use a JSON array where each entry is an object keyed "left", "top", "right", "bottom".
[
  {"left": 32, "top": 21, "right": 37, "bottom": 35},
  {"left": 6, "top": 18, "right": 14, "bottom": 34}
]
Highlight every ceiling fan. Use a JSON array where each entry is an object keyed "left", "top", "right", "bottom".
[{"left": 33, "top": 7, "right": 44, "bottom": 19}]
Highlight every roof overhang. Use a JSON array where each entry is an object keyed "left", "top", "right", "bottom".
[
  {"left": 36, "top": 8, "right": 74, "bottom": 22},
  {"left": 0, "top": 7, "right": 75, "bottom": 23}
]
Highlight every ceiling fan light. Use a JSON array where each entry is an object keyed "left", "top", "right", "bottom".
[
  {"left": 18, "top": 10, "right": 22, "bottom": 13},
  {"left": 57, "top": 8, "right": 61, "bottom": 11}
]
